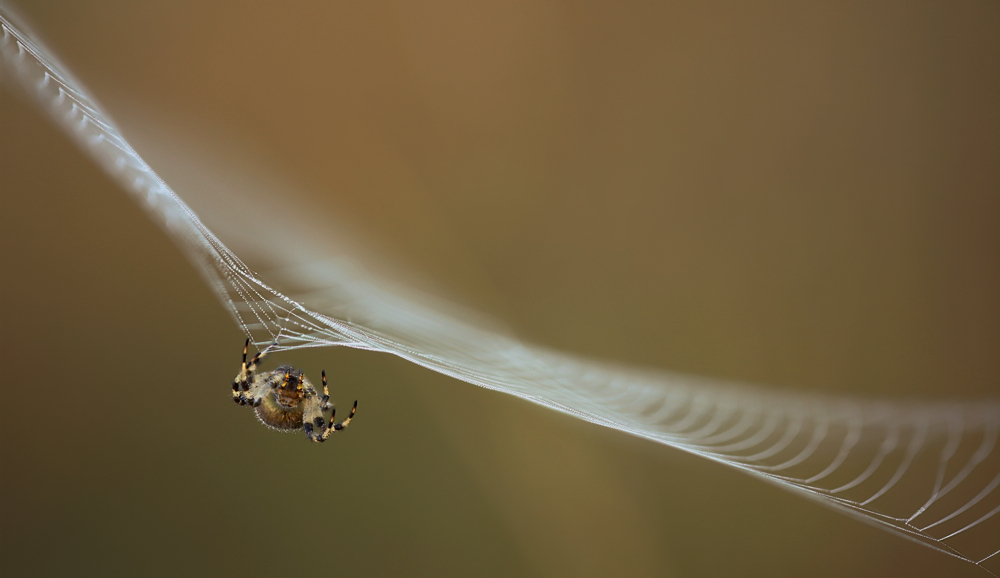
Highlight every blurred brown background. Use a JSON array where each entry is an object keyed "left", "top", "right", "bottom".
[{"left": 1, "top": 1, "right": 998, "bottom": 576}]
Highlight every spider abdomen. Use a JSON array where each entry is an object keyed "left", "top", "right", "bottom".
[{"left": 254, "top": 393, "right": 305, "bottom": 431}]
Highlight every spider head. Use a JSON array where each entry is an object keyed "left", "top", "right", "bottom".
[{"left": 272, "top": 366, "right": 306, "bottom": 408}]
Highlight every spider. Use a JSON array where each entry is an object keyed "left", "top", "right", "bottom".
[{"left": 232, "top": 339, "right": 357, "bottom": 442}]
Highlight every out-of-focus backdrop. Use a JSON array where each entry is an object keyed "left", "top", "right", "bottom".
[{"left": 1, "top": 2, "right": 998, "bottom": 577}]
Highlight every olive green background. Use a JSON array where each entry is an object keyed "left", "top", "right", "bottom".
[{"left": 1, "top": 1, "right": 998, "bottom": 577}]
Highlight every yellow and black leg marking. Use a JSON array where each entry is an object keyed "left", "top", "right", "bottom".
[
  {"left": 320, "top": 401, "right": 358, "bottom": 441},
  {"left": 302, "top": 370, "right": 358, "bottom": 442},
  {"left": 246, "top": 342, "right": 269, "bottom": 381},
  {"left": 232, "top": 340, "right": 252, "bottom": 405},
  {"left": 232, "top": 339, "right": 272, "bottom": 406},
  {"left": 320, "top": 370, "right": 332, "bottom": 410}
]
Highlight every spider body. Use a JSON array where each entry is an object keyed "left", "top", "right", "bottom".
[
  {"left": 254, "top": 366, "right": 308, "bottom": 431},
  {"left": 232, "top": 341, "right": 357, "bottom": 442}
]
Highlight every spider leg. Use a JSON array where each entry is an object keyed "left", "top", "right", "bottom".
[
  {"left": 300, "top": 370, "right": 357, "bottom": 442},
  {"left": 242, "top": 370, "right": 286, "bottom": 407},
  {"left": 320, "top": 370, "right": 331, "bottom": 410},
  {"left": 232, "top": 339, "right": 275, "bottom": 405},
  {"left": 245, "top": 341, "right": 273, "bottom": 381},
  {"left": 319, "top": 400, "right": 357, "bottom": 442},
  {"left": 232, "top": 381, "right": 247, "bottom": 405},
  {"left": 232, "top": 377, "right": 261, "bottom": 406},
  {"left": 232, "top": 340, "right": 251, "bottom": 405},
  {"left": 232, "top": 339, "right": 257, "bottom": 405}
]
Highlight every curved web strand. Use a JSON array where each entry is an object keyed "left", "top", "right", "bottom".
[{"left": 3, "top": 7, "right": 1000, "bottom": 574}]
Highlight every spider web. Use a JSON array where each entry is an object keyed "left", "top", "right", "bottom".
[{"left": 3, "top": 7, "right": 1000, "bottom": 574}]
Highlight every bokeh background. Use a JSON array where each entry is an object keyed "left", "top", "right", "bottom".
[{"left": 2, "top": 1, "right": 998, "bottom": 576}]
